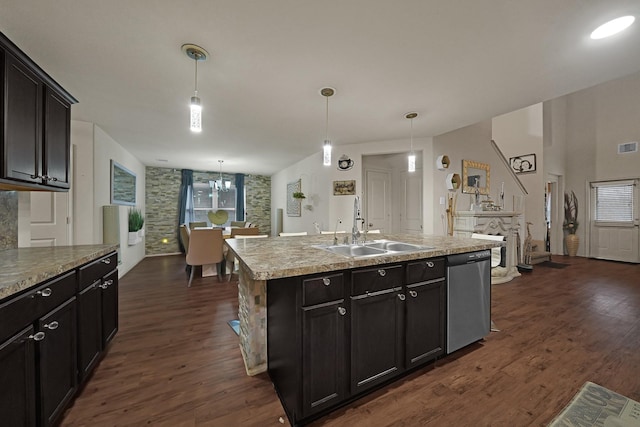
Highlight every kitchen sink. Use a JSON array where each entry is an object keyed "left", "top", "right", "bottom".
[{"left": 313, "top": 240, "right": 432, "bottom": 258}]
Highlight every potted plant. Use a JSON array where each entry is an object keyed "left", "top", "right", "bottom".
[
  {"left": 292, "top": 191, "right": 306, "bottom": 200},
  {"left": 128, "top": 208, "right": 145, "bottom": 245},
  {"left": 563, "top": 191, "right": 579, "bottom": 256}
]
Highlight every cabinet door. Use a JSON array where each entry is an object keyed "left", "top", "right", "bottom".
[
  {"left": 301, "top": 300, "right": 347, "bottom": 417},
  {"left": 350, "top": 288, "right": 404, "bottom": 394},
  {"left": 101, "top": 270, "right": 119, "bottom": 347},
  {"left": 42, "top": 87, "right": 71, "bottom": 189},
  {"left": 77, "top": 281, "right": 102, "bottom": 382},
  {"left": 0, "top": 326, "right": 37, "bottom": 427},
  {"left": 405, "top": 280, "right": 445, "bottom": 369},
  {"left": 37, "top": 297, "right": 77, "bottom": 427},
  {"left": 3, "top": 52, "right": 42, "bottom": 183}
]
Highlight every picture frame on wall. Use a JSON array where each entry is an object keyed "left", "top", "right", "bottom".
[
  {"left": 333, "top": 180, "right": 356, "bottom": 195},
  {"left": 509, "top": 154, "right": 536, "bottom": 174},
  {"left": 286, "top": 180, "right": 301, "bottom": 216}
]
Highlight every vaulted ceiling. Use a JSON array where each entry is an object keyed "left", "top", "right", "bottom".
[{"left": 2, "top": 1, "right": 639, "bottom": 175}]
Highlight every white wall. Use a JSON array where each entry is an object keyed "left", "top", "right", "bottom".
[
  {"left": 70, "top": 120, "right": 146, "bottom": 276},
  {"left": 492, "top": 103, "right": 545, "bottom": 241},
  {"left": 271, "top": 138, "right": 433, "bottom": 236}
]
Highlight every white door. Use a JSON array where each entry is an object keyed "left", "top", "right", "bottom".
[
  {"left": 30, "top": 192, "right": 70, "bottom": 247},
  {"left": 589, "top": 180, "right": 639, "bottom": 263},
  {"left": 400, "top": 170, "right": 422, "bottom": 233},
  {"left": 365, "top": 169, "right": 391, "bottom": 232}
]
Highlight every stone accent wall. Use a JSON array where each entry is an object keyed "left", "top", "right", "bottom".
[
  {"left": 237, "top": 262, "right": 267, "bottom": 375},
  {"left": 0, "top": 191, "right": 18, "bottom": 250},
  {"left": 245, "top": 174, "right": 271, "bottom": 236},
  {"left": 145, "top": 167, "right": 272, "bottom": 255},
  {"left": 145, "top": 167, "right": 182, "bottom": 255}
]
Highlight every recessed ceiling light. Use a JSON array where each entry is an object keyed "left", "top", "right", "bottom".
[{"left": 590, "top": 15, "right": 635, "bottom": 39}]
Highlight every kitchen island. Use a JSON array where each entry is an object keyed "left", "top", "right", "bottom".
[
  {"left": 226, "top": 234, "right": 500, "bottom": 373},
  {"left": 226, "top": 233, "right": 501, "bottom": 425}
]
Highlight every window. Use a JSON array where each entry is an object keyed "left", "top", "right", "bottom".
[
  {"left": 192, "top": 182, "right": 236, "bottom": 227},
  {"left": 594, "top": 181, "right": 634, "bottom": 223}
]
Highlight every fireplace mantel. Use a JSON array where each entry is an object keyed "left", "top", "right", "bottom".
[{"left": 454, "top": 210, "right": 522, "bottom": 284}]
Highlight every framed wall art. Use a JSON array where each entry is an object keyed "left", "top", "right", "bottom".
[
  {"left": 509, "top": 154, "right": 536, "bottom": 174},
  {"left": 286, "top": 179, "right": 301, "bottom": 216},
  {"left": 333, "top": 180, "right": 356, "bottom": 196}
]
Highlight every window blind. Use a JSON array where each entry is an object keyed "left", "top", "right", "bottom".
[{"left": 594, "top": 182, "right": 633, "bottom": 222}]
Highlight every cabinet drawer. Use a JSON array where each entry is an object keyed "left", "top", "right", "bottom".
[
  {"left": 406, "top": 258, "right": 445, "bottom": 284},
  {"left": 351, "top": 265, "right": 402, "bottom": 296},
  {"left": 302, "top": 273, "right": 344, "bottom": 306},
  {"left": 78, "top": 252, "right": 117, "bottom": 290},
  {"left": 0, "top": 270, "right": 76, "bottom": 343}
]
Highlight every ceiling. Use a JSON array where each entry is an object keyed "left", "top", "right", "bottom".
[{"left": 1, "top": 1, "right": 640, "bottom": 176}]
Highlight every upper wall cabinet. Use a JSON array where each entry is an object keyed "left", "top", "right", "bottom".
[{"left": 0, "top": 32, "right": 77, "bottom": 191}]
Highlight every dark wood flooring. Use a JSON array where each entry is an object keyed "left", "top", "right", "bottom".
[{"left": 60, "top": 255, "right": 640, "bottom": 426}]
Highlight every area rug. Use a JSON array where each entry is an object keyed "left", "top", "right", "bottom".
[
  {"left": 539, "top": 261, "right": 569, "bottom": 269},
  {"left": 548, "top": 381, "right": 640, "bottom": 427},
  {"left": 227, "top": 319, "right": 240, "bottom": 335}
]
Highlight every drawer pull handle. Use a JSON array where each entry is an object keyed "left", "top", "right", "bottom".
[
  {"left": 409, "top": 290, "right": 418, "bottom": 298},
  {"left": 378, "top": 269, "right": 386, "bottom": 277},
  {"left": 323, "top": 278, "right": 331, "bottom": 286},
  {"left": 426, "top": 261, "right": 434, "bottom": 268},
  {"left": 398, "top": 294, "right": 406, "bottom": 301},
  {"left": 100, "top": 280, "right": 113, "bottom": 289},
  {"left": 29, "top": 332, "right": 46, "bottom": 341},
  {"left": 36, "top": 288, "right": 53, "bottom": 297},
  {"left": 337, "top": 307, "right": 347, "bottom": 316},
  {"left": 44, "top": 321, "right": 59, "bottom": 330},
  {"left": 102, "top": 258, "right": 111, "bottom": 265}
]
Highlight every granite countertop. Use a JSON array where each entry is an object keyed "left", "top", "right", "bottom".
[
  {"left": 226, "top": 233, "right": 502, "bottom": 281},
  {"left": 0, "top": 244, "right": 118, "bottom": 300}
]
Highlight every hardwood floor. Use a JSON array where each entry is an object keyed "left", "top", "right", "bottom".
[{"left": 60, "top": 255, "right": 640, "bottom": 426}]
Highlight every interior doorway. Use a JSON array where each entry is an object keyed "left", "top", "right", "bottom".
[
  {"left": 545, "top": 173, "right": 563, "bottom": 254},
  {"left": 362, "top": 152, "right": 423, "bottom": 234}
]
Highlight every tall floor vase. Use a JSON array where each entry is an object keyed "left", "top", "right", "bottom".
[{"left": 566, "top": 233, "right": 579, "bottom": 256}]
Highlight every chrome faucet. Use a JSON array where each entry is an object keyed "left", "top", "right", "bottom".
[{"left": 352, "top": 196, "right": 362, "bottom": 244}]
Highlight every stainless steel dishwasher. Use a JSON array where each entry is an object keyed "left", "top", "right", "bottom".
[{"left": 446, "top": 250, "right": 492, "bottom": 353}]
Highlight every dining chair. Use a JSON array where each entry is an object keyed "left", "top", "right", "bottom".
[
  {"left": 279, "top": 231, "right": 308, "bottom": 236},
  {"left": 225, "top": 234, "right": 268, "bottom": 281},
  {"left": 230, "top": 227, "right": 260, "bottom": 237},
  {"left": 186, "top": 228, "right": 224, "bottom": 287},
  {"left": 189, "top": 221, "right": 207, "bottom": 230},
  {"left": 179, "top": 224, "right": 190, "bottom": 253}
]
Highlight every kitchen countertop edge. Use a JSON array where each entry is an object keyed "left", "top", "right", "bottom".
[{"left": 0, "top": 244, "right": 119, "bottom": 300}]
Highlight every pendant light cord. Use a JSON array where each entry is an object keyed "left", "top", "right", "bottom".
[
  {"left": 194, "top": 56, "right": 199, "bottom": 96},
  {"left": 410, "top": 117, "right": 414, "bottom": 153}
]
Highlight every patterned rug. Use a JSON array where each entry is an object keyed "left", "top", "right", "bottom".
[
  {"left": 227, "top": 319, "right": 240, "bottom": 335},
  {"left": 549, "top": 382, "right": 640, "bottom": 426}
]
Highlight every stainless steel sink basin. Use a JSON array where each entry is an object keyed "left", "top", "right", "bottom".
[
  {"left": 364, "top": 240, "right": 426, "bottom": 252},
  {"left": 313, "top": 240, "right": 432, "bottom": 258},
  {"left": 321, "top": 245, "right": 387, "bottom": 257}
]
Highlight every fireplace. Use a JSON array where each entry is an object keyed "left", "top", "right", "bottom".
[{"left": 453, "top": 211, "right": 522, "bottom": 284}]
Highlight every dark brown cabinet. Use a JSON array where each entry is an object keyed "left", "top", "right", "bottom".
[
  {"left": 0, "top": 326, "right": 37, "bottom": 427},
  {"left": 0, "top": 31, "right": 76, "bottom": 191},
  {"left": 37, "top": 297, "right": 77, "bottom": 426},
  {"left": 268, "top": 257, "right": 446, "bottom": 426},
  {"left": 0, "top": 250, "right": 117, "bottom": 427},
  {"left": 350, "top": 265, "right": 404, "bottom": 394},
  {"left": 405, "top": 259, "right": 446, "bottom": 368},
  {"left": 78, "top": 252, "right": 119, "bottom": 383}
]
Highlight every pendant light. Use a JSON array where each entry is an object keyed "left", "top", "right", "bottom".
[
  {"left": 182, "top": 44, "right": 209, "bottom": 133},
  {"left": 214, "top": 160, "right": 230, "bottom": 192},
  {"left": 320, "top": 87, "right": 335, "bottom": 166},
  {"left": 405, "top": 112, "right": 418, "bottom": 172}
]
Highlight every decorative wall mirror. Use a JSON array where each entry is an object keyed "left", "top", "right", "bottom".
[
  {"left": 111, "top": 160, "right": 137, "bottom": 206},
  {"left": 462, "top": 160, "right": 490, "bottom": 195}
]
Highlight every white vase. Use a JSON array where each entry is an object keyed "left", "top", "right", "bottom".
[{"left": 128, "top": 231, "right": 141, "bottom": 245}]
